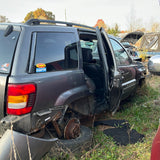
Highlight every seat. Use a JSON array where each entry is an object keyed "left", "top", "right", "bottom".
[
  {"left": 82, "top": 48, "right": 104, "bottom": 97},
  {"left": 82, "top": 48, "right": 93, "bottom": 63}
]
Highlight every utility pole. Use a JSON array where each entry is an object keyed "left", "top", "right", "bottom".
[{"left": 65, "top": 9, "right": 67, "bottom": 21}]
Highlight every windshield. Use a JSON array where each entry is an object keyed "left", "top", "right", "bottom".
[{"left": 0, "top": 27, "right": 20, "bottom": 73}]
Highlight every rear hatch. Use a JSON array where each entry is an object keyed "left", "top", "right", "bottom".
[
  {"left": 121, "top": 31, "right": 144, "bottom": 44},
  {"left": 140, "top": 33, "right": 160, "bottom": 52},
  {"left": 0, "top": 24, "right": 21, "bottom": 118}
]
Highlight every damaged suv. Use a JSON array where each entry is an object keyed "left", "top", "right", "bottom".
[{"left": 0, "top": 19, "right": 146, "bottom": 159}]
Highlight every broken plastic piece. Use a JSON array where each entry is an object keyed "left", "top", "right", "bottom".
[{"left": 0, "top": 129, "right": 58, "bottom": 160}]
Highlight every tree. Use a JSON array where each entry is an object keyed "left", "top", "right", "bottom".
[
  {"left": 0, "top": 15, "right": 9, "bottom": 22},
  {"left": 94, "top": 19, "right": 108, "bottom": 31},
  {"left": 127, "top": 5, "right": 144, "bottom": 32},
  {"left": 33, "top": 8, "right": 47, "bottom": 19},
  {"left": 107, "top": 24, "right": 120, "bottom": 36},
  {"left": 24, "top": 11, "right": 34, "bottom": 22},
  {"left": 151, "top": 22, "right": 160, "bottom": 32},
  {"left": 94, "top": 19, "right": 120, "bottom": 36},
  {"left": 24, "top": 8, "right": 55, "bottom": 22},
  {"left": 45, "top": 11, "right": 55, "bottom": 20},
  {"left": 128, "top": 16, "right": 144, "bottom": 32}
]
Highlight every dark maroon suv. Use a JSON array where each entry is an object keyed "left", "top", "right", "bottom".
[{"left": 0, "top": 19, "right": 146, "bottom": 159}]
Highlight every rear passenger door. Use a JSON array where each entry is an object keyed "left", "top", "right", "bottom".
[{"left": 28, "top": 31, "right": 90, "bottom": 112}]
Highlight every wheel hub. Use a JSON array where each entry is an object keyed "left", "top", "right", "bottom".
[{"left": 64, "top": 118, "right": 80, "bottom": 139}]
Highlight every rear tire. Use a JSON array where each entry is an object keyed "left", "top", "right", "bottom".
[
  {"left": 60, "top": 125, "right": 92, "bottom": 152},
  {"left": 46, "top": 125, "right": 93, "bottom": 158}
]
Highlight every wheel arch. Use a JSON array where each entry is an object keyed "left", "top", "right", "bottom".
[{"left": 54, "top": 85, "right": 95, "bottom": 116}]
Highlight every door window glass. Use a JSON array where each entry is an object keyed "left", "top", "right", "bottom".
[
  {"left": 34, "top": 32, "right": 78, "bottom": 73},
  {"left": 110, "top": 38, "right": 130, "bottom": 65},
  {"left": 0, "top": 28, "right": 20, "bottom": 73}
]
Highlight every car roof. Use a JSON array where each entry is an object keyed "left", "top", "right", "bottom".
[{"left": 0, "top": 19, "right": 96, "bottom": 33}]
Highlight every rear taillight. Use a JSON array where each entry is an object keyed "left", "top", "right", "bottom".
[{"left": 7, "top": 84, "right": 36, "bottom": 115}]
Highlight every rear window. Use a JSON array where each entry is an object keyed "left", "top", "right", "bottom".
[
  {"left": 0, "top": 26, "right": 20, "bottom": 73},
  {"left": 141, "top": 35, "right": 158, "bottom": 51},
  {"left": 34, "top": 32, "right": 78, "bottom": 73}
]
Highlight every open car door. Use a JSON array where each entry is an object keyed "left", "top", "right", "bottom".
[{"left": 96, "top": 27, "right": 122, "bottom": 114}]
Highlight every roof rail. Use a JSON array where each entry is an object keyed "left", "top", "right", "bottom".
[{"left": 25, "top": 19, "right": 95, "bottom": 30}]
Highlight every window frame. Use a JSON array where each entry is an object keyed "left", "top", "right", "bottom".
[
  {"left": 0, "top": 28, "right": 20, "bottom": 74},
  {"left": 109, "top": 38, "right": 132, "bottom": 66},
  {"left": 29, "top": 31, "right": 79, "bottom": 74}
]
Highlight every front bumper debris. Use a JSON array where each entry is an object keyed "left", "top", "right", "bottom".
[{"left": 0, "top": 129, "right": 58, "bottom": 160}]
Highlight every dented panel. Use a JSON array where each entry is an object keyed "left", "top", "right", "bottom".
[{"left": 0, "top": 129, "right": 57, "bottom": 160}]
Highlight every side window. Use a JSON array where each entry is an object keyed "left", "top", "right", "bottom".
[
  {"left": 80, "top": 37, "right": 101, "bottom": 63},
  {"left": 34, "top": 32, "right": 78, "bottom": 73},
  {"left": 0, "top": 29, "right": 20, "bottom": 73},
  {"left": 80, "top": 40, "right": 100, "bottom": 61},
  {"left": 110, "top": 38, "right": 130, "bottom": 65}
]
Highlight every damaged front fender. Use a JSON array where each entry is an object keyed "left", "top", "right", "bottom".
[{"left": 0, "top": 129, "right": 58, "bottom": 160}]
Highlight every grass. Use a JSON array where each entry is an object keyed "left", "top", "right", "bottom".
[
  {"left": 46, "top": 75, "right": 160, "bottom": 160},
  {"left": 81, "top": 75, "right": 160, "bottom": 160}
]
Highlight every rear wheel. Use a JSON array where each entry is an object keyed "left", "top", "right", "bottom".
[
  {"left": 46, "top": 125, "right": 93, "bottom": 158},
  {"left": 60, "top": 125, "right": 93, "bottom": 152},
  {"left": 64, "top": 118, "right": 80, "bottom": 139}
]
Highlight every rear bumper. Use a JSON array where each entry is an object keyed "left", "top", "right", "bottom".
[
  {"left": 0, "top": 114, "right": 31, "bottom": 136},
  {"left": 0, "top": 129, "right": 58, "bottom": 160}
]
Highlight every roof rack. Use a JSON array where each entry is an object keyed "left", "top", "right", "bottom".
[{"left": 25, "top": 19, "right": 95, "bottom": 30}]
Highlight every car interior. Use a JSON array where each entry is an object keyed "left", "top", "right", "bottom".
[{"left": 80, "top": 33, "right": 105, "bottom": 102}]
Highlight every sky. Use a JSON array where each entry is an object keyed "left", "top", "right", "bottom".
[{"left": 0, "top": 0, "right": 160, "bottom": 30}]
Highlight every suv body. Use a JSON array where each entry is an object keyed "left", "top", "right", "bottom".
[{"left": 0, "top": 19, "right": 145, "bottom": 137}]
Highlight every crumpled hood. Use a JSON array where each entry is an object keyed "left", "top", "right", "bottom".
[{"left": 121, "top": 31, "right": 144, "bottom": 44}]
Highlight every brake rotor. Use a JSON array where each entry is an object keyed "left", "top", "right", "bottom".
[{"left": 64, "top": 118, "right": 80, "bottom": 139}]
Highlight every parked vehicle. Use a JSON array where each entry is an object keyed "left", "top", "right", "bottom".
[
  {"left": 148, "top": 55, "right": 160, "bottom": 75},
  {"left": 0, "top": 19, "right": 146, "bottom": 159},
  {"left": 109, "top": 35, "right": 146, "bottom": 90},
  {"left": 121, "top": 31, "right": 160, "bottom": 58},
  {"left": 151, "top": 125, "right": 160, "bottom": 160},
  {"left": 120, "top": 31, "right": 144, "bottom": 59},
  {"left": 120, "top": 31, "right": 144, "bottom": 45},
  {"left": 140, "top": 32, "right": 160, "bottom": 58}
]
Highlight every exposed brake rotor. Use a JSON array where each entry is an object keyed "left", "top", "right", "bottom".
[{"left": 64, "top": 118, "right": 80, "bottom": 139}]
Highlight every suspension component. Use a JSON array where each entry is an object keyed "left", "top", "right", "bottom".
[{"left": 64, "top": 118, "right": 80, "bottom": 139}]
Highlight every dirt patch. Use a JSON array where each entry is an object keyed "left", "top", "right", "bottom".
[
  {"left": 147, "top": 75, "right": 160, "bottom": 89},
  {"left": 154, "top": 99, "right": 160, "bottom": 105},
  {"left": 80, "top": 111, "right": 112, "bottom": 128}
]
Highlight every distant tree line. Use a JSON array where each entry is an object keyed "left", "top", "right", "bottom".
[
  {"left": 107, "top": 24, "right": 120, "bottom": 36},
  {"left": 94, "top": 19, "right": 120, "bottom": 36}
]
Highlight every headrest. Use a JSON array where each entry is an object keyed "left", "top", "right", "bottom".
[{"left": 82, "top": 48, "right": 93, "bottom": 63}]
